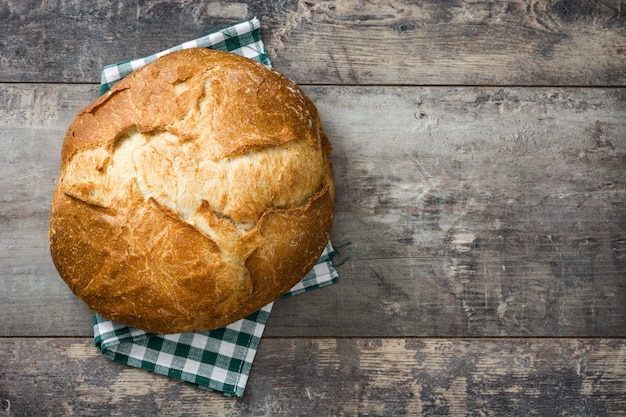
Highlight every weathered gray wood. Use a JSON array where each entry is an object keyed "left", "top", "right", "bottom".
[
  {"left": 1, "top": 84, "right": 624, "bottom": 337},
  {"left": 279, "top": 86, "right": 626, "bottom": 337},
  {"left": 0, "top": 84, "right": 98, "bottom": 336},
  {"left": 1, "top": 0, "right": 624, "bottom": 85},
  {"left": 0, "top": 337, "right": 624, "bottom": 416},
  {"left": 2, "top": 0, "right": 624, "bottom": 411}
]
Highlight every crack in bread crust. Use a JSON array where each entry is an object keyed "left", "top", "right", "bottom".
[{"left": 49, "top": 48, "right": 334, "bottom": 334}]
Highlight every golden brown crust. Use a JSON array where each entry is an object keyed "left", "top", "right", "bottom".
[{"left": 49, "top": 48, "right": 334, "bottom": 333}]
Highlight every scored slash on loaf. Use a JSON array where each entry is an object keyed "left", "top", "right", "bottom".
[{"left": 49, "top": 48, "right": 335, "bottom": 334}]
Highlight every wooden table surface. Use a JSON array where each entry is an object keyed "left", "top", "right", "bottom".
[{"left": 1, "top": 1, "right": 625, "bottom": 415}]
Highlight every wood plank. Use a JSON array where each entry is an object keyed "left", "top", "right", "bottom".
[
  {"left": 1, "top": 84, "right": 625, "bottom": 337},
  {"left": 0, "top": 84, "right": 98, "bottom": 336},
  {"left": 271, "top": 0, "right": 626, "bottom": 86},
  {"left": 1, "top": 0, "right": 624, "bottom": 85},
  {"left": 0, "top": 337, "right": 624, "bottom": 416},
  {"left": 275, "top": 85, "right": 626, "bottom": 337}
]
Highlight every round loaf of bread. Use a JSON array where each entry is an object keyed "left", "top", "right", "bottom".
[{"left": 49, "top": 48, "right": 334, "bottom": 334}]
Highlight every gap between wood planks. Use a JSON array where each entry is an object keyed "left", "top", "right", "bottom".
[{"left": 2, "top": 82, "right": 626, "bottom": 88}]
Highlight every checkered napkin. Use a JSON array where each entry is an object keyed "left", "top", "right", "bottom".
[{"left": 93, "top": 18, "right": 339, "bottom": 397}]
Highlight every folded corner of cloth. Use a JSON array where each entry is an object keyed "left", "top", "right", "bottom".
[
  {"left": 99, "top": 17, "right": 270, "bottom": 95},
  {"left": 93, "top": 21, "right": 339, "bottom": 396},
  {"left": 94, "top": 241, "right": 338, "bottom": 397}
]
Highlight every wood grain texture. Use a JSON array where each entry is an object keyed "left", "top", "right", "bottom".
[
  {"left": 1, "top": 0, "right": 625, "bottom": 410},
  {"left": 0, "top": 337, "right": 624, "bottom": 416},
  {"left": 1, "top": 0, "right": 624, "bottom": 85},
  {"left": 282, "top": 85, "right": 626, "bottom": 337},
  {"left": 1, "top": 84, "right": 624, "bottom": 337},
  {"left": 0, "top": 84, "right": 98, "bottom": 336}
]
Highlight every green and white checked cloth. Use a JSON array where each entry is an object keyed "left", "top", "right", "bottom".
[
  {"left": 93, "top": 18, "right": 339, "bottom": 398},
  {"left": 100, "top": 18, "right": 270, "bottom": 94}
]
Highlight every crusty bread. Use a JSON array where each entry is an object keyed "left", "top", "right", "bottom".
[{"left": 49, "top": 48, "right": 334, "bottom": 334}]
